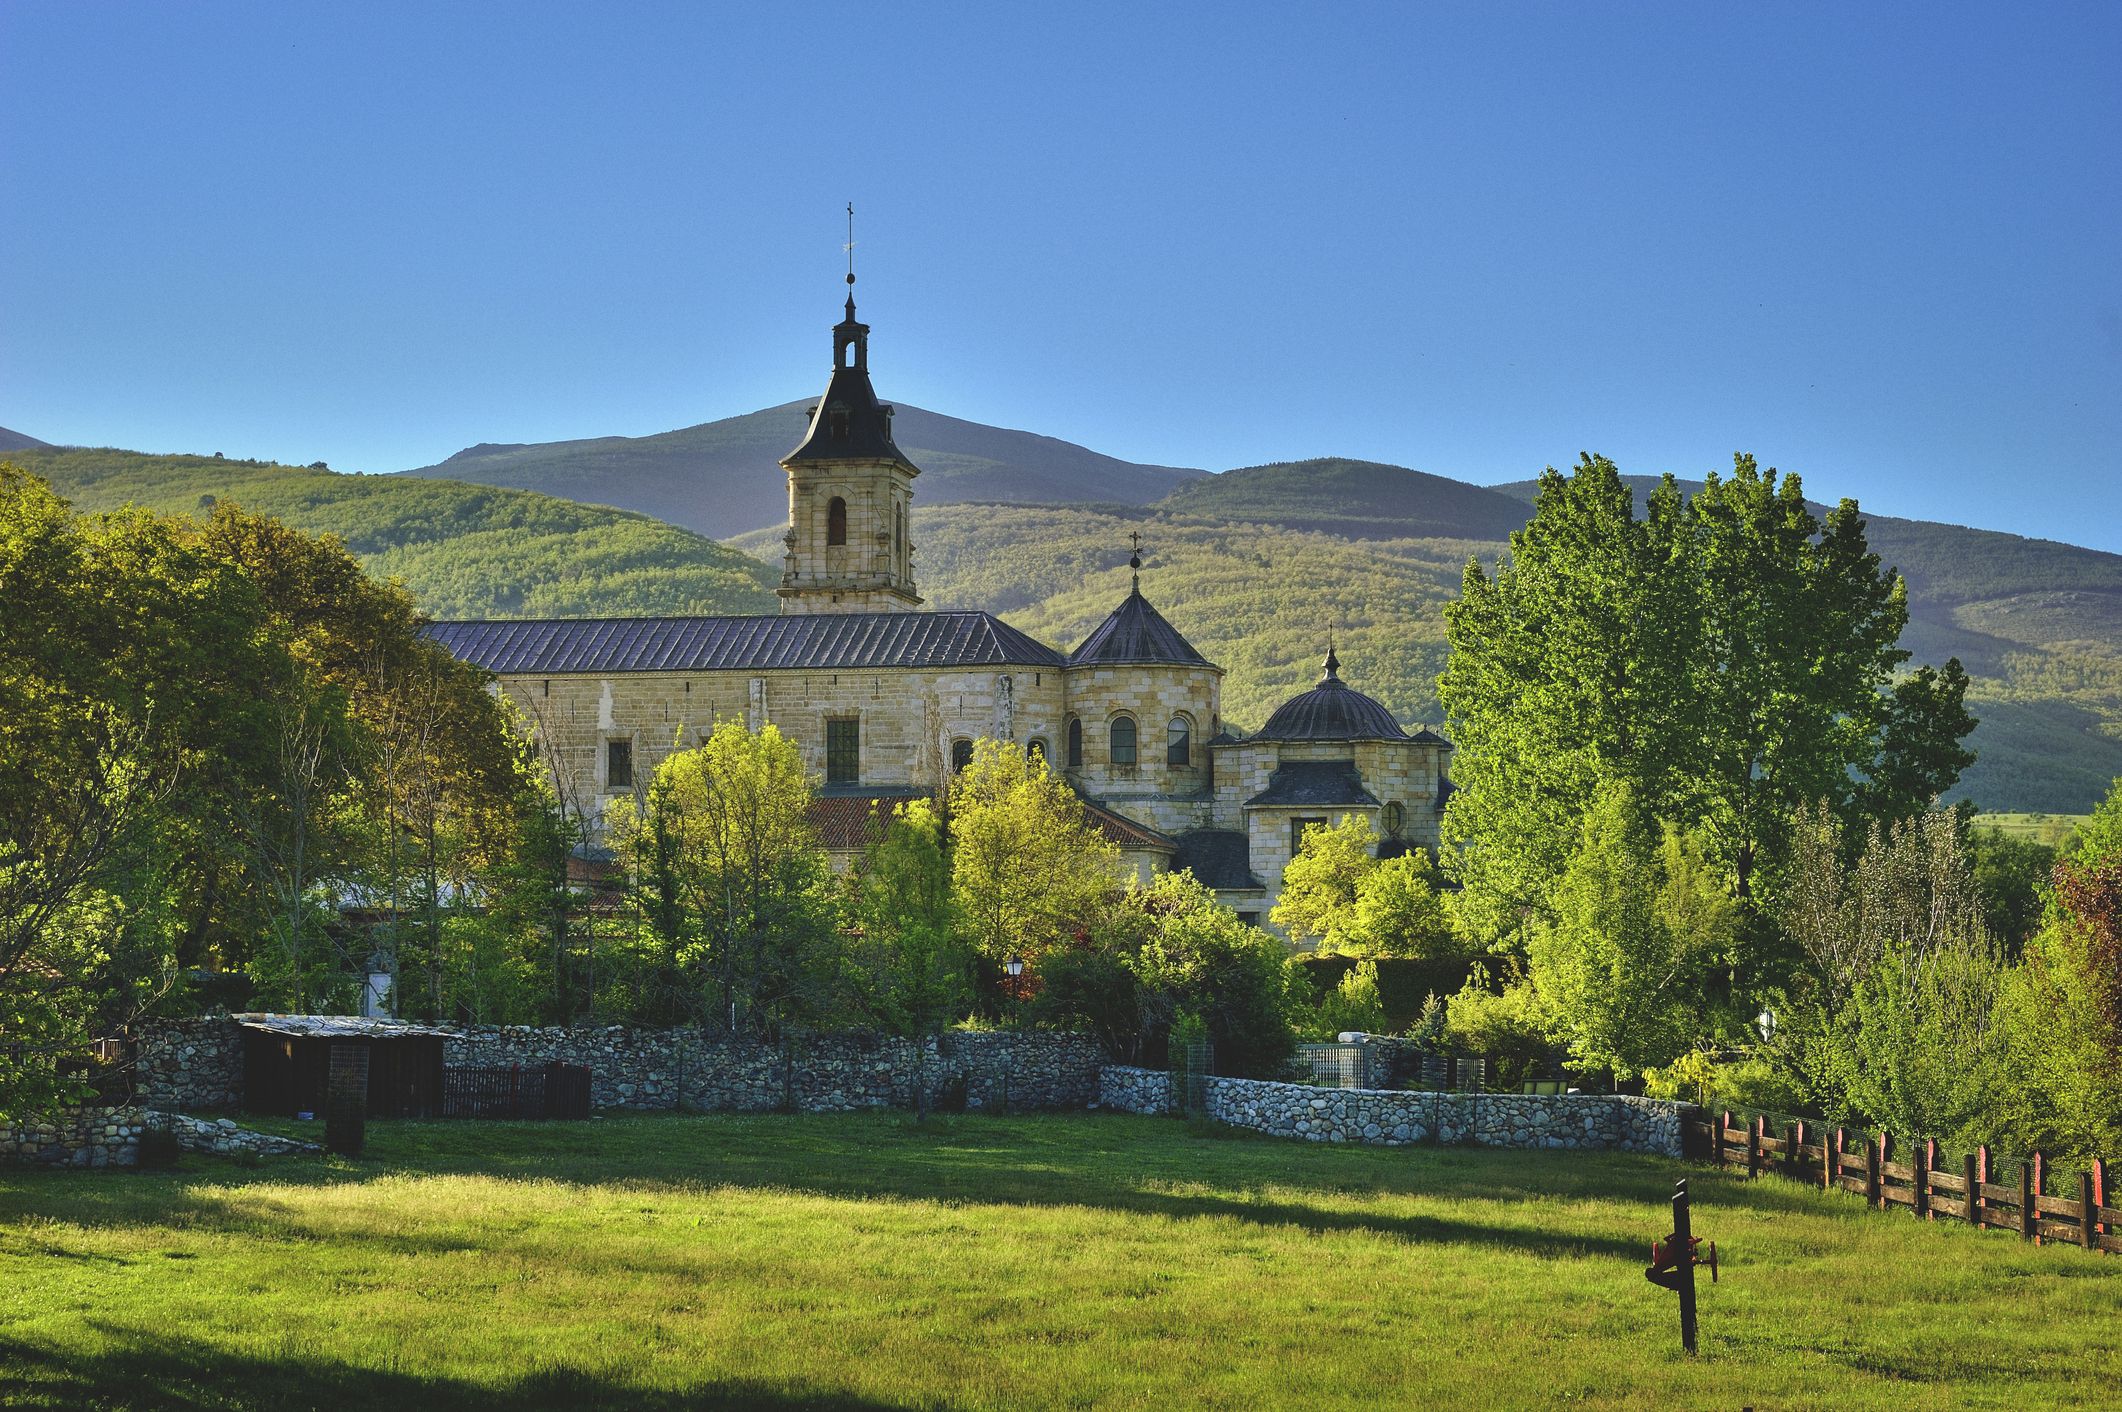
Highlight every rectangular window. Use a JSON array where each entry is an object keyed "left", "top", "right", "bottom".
[
  {"left": 606, "top": 739, "right": 634, "bottom": 791},
  {"left": 1291, "top": 817, "right": 1326, "bottom": 854},
  {"left": 826, "top": 717, "right": 859, "bottom": 786}
]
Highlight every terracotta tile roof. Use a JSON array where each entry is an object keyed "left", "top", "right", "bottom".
[
  {"left": 808, "top": 790, "right": 927, "bottom": 852},
  {"left": 1077, "top": 796, "right": 1175, "bottom": 852}
]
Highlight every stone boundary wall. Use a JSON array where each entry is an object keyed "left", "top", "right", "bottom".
[
  {"left": 1097, "top": 1066, "right": 1692, "bottom": 1156},
  {"left": 125, "top": 1017, "right": 1104, "bottom": 1116},
  {"left": 442, "top": 1027, "right": 1103, "bottom": 1113},
  {"left": 132, "top": 1016, "right": 245, "bottom": 1110},
  {"left": 0, "top": 1107, "right": 320, "bottom": 1168}
]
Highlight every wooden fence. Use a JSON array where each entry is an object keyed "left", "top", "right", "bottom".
[
  {"left": 441, "top": 1063, "right": 592, "bottom": 1120},
  {"left": 1684, "top": 1111, "right": 2116, "bottom": 1255}
]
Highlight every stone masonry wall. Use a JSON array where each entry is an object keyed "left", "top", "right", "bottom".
[
  {"left": 126, "top": 1017, "right": 1105, "bottom": 1115},
  {"left": 1097, "top": 1066, "right": 1692, "bottom": 1157},
  {"left": 131, "top": 1015, "right": 244, "bottom": 1110},
  {"left": 442, "top": 1027, "right": 1104, "bottom": 1113},
  {"left": 0, "top": 1106, "right": 318, "bottom": 1168}
]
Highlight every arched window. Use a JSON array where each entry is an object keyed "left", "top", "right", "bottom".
[
  {"left": 1110, "top": 715, "right": 1137, "bottom": 767},
  {"left": 1027, "top": 737, "right": 1049, "bottom": 764},
  {"left": 1166, "top": 713, "right": 1192, "bottom": 767},
  {"left": 827, "top": 497, "right": 848, "bottom": 546},
  {"left": 1066, "top": 717, "right": 1083, "bottom": 768},
  {"left": 951, "top": 738, "right": 974, "bottom": 772}
]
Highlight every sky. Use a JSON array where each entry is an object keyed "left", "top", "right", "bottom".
[{"left": 3, "top": 2, "right": 2118, "bottom": 549}]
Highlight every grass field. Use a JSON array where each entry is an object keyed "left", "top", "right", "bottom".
[
  {"left": 3, "top": 1114, "right": 2118, "bottom": 1410},
  {"left": 1972, "top": 811, "right": 2090, "bottom": 847}
]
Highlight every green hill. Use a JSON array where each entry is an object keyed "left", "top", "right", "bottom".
[
  {"left": 1159, "top": 458, "right": 1535, "bottom": 541},
  {"left": 399, "top": 401, "right": 1205, "bottom": 540},
  {"left": 7, "top": 446, "right": 777, "bottom": 619}
]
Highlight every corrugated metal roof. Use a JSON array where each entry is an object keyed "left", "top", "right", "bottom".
[
  {"left": 426, "top": 612, "right": 1065, "bottom": 675},
  {"left": 1068, "top": 589, "right": 1212, "bottom": 668},
  {"left": 233, "top": 1014, "right": 456, "bottom": 1039}
]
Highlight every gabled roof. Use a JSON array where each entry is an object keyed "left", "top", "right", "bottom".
[
  {"left": 1245, "top": 760, "right": 1381, "bottom": 809},
  {"left": 426, "top": 612, "right": 1064, "bottom": 675},
  {"left": 1172, "top": 829, "right": 1264, "bottom": 891},
  {"left": 1068, "top": 588, "right": 1212, "bottom": 668}
]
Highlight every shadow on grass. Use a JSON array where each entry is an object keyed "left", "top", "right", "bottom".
[
  {"left": 0, "top": 1327, "right": 917, "bottom": 1412},
  {"left": 0, "top": 1113, "right": 1687, "bottom": 1266}
]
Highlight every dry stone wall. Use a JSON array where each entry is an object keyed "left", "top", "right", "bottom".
[
  {"left": 1097, "top": 1066, "right": 1692, "bottom": 1156},
  {"left": 0, "top": 1107, "right": 319, "bottom": 1168},
  {"left": 443, "top": 1026, "right": 1103, "bottom": 1113},
  {"left": 131, "top": 1016, "right": 244, "bottom": 1110}
]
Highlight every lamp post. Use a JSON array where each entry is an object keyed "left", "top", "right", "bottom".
[{"left": 1003, "top": 954, "right": 1025, "bottom": 1004}]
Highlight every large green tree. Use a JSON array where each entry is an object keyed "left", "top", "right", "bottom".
[
  {"left": 1440, "top": 453, "right": 1975, "bottom": 945},
  {"left": 947, "top": 738, "right": 1122, "bottom": 970}
]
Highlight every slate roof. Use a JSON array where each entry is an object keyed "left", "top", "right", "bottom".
[
  {"left": 1172, "top": 829, "right": 1264, "bottom": 891},
  {"left": 426, "top": 612, "right": 1065, "bottom": 675},
  {"left": 1252, "top": 649, "right": 1406, "bottom": 742},
  {"left": 1244, "top": 760, "right": 1382, "bottom": 809},
  {"left": 785, "top": 298, "right": 914, "bottom": 467},
  {"left": 233, "top": 1014, "right": 455, "bottom": 1039},
  {"left": 1068, "top": 589, "right": 1213, "bottom": 668}
]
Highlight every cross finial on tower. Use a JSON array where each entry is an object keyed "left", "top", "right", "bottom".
[
  {"left": 1324, "top": 618, "right": 1340, "bottom": 680},
  {"left": 1127, "top": 530, "right": 1143, "bottom": 592},
  {"left": 845, "top": 202, "right": 856, "bottom": 287}
]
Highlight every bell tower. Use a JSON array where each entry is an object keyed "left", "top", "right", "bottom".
[{"left": 777, "top": 240, "right": 921, "bottom": 614}]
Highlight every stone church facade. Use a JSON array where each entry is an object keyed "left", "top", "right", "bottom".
[{"left": 429, "top": 289, "right": 1452, "bottom": 929}]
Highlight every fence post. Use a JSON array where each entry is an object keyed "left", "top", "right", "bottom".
[
  {"left": 2095, "top": 1159, "right": 2108, "bottom": 1247},
  {"left": 1866, "top": 1133, "right": 1882, "bottom": 1208},
  {"left": 1963, "top": 1151, "right": 1979, "bottom": 1225},
  {"left": 1978, "top": 1145, "right": 1990, "bottom": 1225},
  {"left": 1786, "top": 1122, "right": 1801, "bottom": 1180},
  {"left": 2020, "top": 1160, "right": 2036, "bottom": 1241},
  {"left": 2080, "top": 1171, "right": 2097, "bottom": 1251},
  {"left": 1717, "top": 1110, "right": 1730, "bottom": 1167},
  {"left": 1828, "top": 1128, "right": 1841, "bottom": 1191},
  {"left": 1747, "top": 1115, "right": 1762, "bottom": 1179},
  {"left": 1912, "top": 1141, "right": 1929, "bottom": 1219},
  {"left": 2033, "top": 1152, "right": 2046, "bottom": 1246}
]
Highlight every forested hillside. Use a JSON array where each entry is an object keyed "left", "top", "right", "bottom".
[
  {"left": 400, "top": 400, "right": 1204, "bottom": 539},
  {"left": 9, "top": 446, "right": 777, "bottom": 618}
]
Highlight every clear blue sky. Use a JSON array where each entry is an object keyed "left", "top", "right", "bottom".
[{"left": 4, "top": 3, "right": 2117, "bottom": 548}]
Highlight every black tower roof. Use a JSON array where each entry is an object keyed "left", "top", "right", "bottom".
[
  {"left": 1251, "top": 646, "right": 1407, "bottom": 742},
  {"left": 784, "top": 294, "right": 915, "bottom": 468},
  {"left": 1068, "top": 588, "right": 1212, "bottom": 667}
]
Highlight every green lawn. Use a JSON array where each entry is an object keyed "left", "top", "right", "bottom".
[
  {"left": 1972, "top": 811, "right": 2090, "bottom": 847},
  {"left": 2, "top": 1114, "right": 2116, "bottom": 1410}
]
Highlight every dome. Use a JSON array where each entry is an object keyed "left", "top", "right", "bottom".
[{"left": 1252, "top": 647, "right": 1406, "bottom": 742}]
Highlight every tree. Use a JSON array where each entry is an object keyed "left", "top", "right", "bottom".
[
  {"left": 1122, "top": 872, "right": 1300, "bottom": 1078},
  {"left": 1968, "top": 826, "right": 2056, "bottom": 955},
  {"left": 1269, "top": 814, "right": 1374, "bottom": 949},
  {"left": 1347, "top": 851, "right": 1457, "bottom": 958},
  {"left": 611, "top": 720, "right": 838, "bottom": 1036},
  {"left": 1307, "top": 960, "right": 1388, "bottom": 1039},
  {"left": 1439, "top": 453, "right": 1975, "bottom": 947},
  {"left": 1779, "top": 805, "right": 2010, "bottom": 1142},
  {"left": 844, "top": 799, "right": 971, "bottom": 1120},
  {"left": 1525, "top": 785, "right": 1738, "bottom": 1081},
  {"left": 948, "top": 738, "right": 1122, "bottom": 971}
]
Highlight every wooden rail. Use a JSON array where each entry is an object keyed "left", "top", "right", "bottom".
[{"left": 1686, "top": 1111, "right": 2112, "bottom": 1256}]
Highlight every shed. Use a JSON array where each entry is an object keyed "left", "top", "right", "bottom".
[{"left": 235, "top": 1014, "right": 450, "bottom": 1118}]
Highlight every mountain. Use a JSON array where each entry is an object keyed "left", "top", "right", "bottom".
[
  {"left": 399, "top": 401, "right": 1205, "bottom": 539},
  {"left": 6, "top": 445, "right": 777, "bottom": 619},
  {"left": 0, "top": 426, "right": 52, "bottom": 453},
  {"left": 1159, "top": 458, "right": 1536, "bottom": 541}
]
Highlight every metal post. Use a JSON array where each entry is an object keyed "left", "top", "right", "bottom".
[{"left": 1673, "top": 1179, "right": 1699, "bottom": 1355}]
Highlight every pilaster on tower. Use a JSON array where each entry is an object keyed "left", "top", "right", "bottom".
[{"left": 777, "top": 277, "right": 922, "bottom": 614}]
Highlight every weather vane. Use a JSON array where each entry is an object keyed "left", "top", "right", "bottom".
[
  {"left": 845, "top": 202, "right": 856, "bottom": 289},
  {"left": 1128, "top": 531, "right": 1143, "bottom": 592}
]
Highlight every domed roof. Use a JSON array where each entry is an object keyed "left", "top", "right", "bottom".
[{"left": 1252, "top": 647, "right": 1406, "bottom": 742}]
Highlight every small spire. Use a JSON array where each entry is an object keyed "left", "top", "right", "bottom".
[
  {"left": 1128, "top": 530, "right": 1143, "bottom": 593},
  {"left": 843, "top": 202, "right": 857, "bottom": 318},
  {"left": 1323, "top": 619, "right": 1340, "bottom": 680}
]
